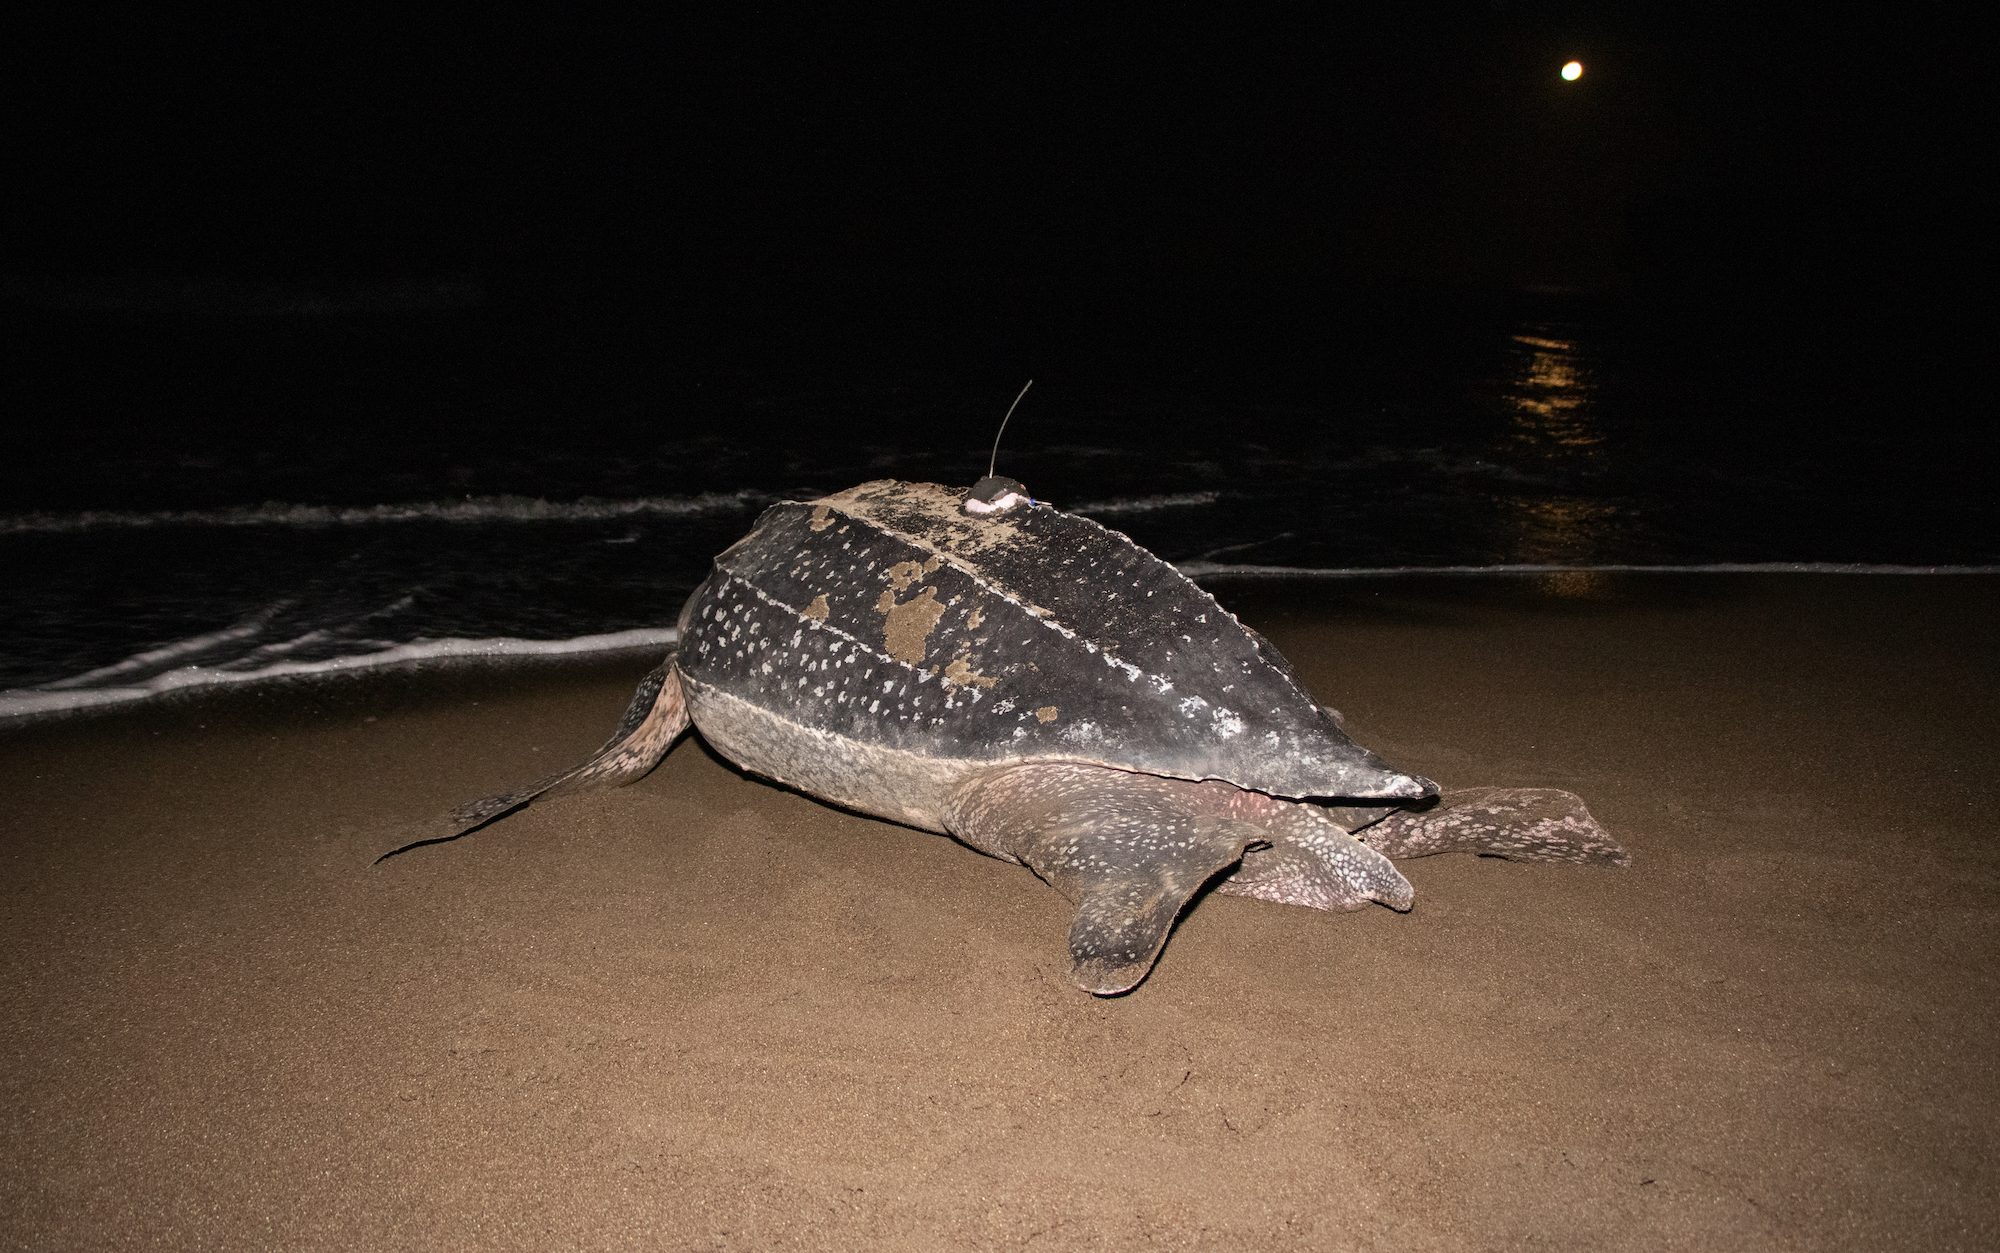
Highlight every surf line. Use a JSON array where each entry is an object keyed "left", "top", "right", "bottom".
[
  {"left": 0, "top": 491, "right": 776, "bottom": 535},
  {"left": 0, "top": 628, "right": 681, "bottom": 721}
]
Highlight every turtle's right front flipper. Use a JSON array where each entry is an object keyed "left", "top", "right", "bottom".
[
  {"left": 376, "top": 652, "right": 690, "bottom": 861},
  {"left": 945, "top": 763, "right": 1266, "bottom": 995},
  {"left": 944, "top": 764, "right": 1411, "bottom": 995}
]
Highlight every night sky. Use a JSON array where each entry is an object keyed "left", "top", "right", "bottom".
[{"left": 9, "top": 6, "right": 1974, "bottom": 326}]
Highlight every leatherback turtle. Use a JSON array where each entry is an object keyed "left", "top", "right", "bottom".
[{"left": 395, "top": 479, "right": 1626, "bottom": 994}]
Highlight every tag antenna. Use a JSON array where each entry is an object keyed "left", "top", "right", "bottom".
[{"left": 988, "top": 379, "right": 1033, "bottom": 480}]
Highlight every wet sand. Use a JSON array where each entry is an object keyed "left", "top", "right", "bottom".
[{"left": 3, "top": 574, "right": 1995, "bottom": 1251}]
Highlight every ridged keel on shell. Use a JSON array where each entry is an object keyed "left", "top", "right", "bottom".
[{"left": 673, "top": 480, "right": 1429, "bottom": 830}]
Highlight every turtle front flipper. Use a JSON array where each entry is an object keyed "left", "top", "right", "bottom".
[
  {"left": 1055, "top": 812, "right": 1269, "bottom": 995},
  {"left": 944, "top": 765, "right": 1411, "bottom": 994},
  {"left": 376, "top": 652, "right": 690, "bottom": 861},
  {"left": 1356, "top": 786, "right": 1630, "bottom": 866},
  {"left": 945, "top": 764, "right": 1265, "bottom": 994},
  {"left": 1194, "top": 786, "right": 1417, "bottom": 913}
]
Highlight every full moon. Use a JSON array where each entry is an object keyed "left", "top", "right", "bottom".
[{"left": 1561, "top": 60, "right": 1584, "bottom": 81}]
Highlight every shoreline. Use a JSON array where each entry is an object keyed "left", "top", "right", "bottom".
[
  {"left": 7, "top": 568, "right": 1996, "bottom": 730},
  {"left": 4, "top": 573, "right": 1995, "bottom": 1248}
]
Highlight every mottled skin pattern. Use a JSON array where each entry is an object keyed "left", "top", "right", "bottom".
[
  {"left": 942, "top": 766, "right": 1625, "bottom": 993},
  {"left": 389, "top": 480, "right": 1628, "bottom": 994},
  {"left": 943, "top": 764, "right": 1417, "bottom": 993},
  {"left": 1356, "top": 787, "right": 1629, "bottom": 865}
]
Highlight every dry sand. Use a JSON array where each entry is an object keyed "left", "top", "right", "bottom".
[{"left": 3, "top": 574, "right": 1995, "bottom": 1251}]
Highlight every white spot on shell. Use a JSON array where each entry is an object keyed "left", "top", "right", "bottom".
[{"left": 1058, "top": 720, "right": 1103, "bottom": 747}]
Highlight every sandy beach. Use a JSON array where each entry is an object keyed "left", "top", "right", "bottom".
[{"left": 3, "top": 573, "right": 1995, "bottom": 1251}]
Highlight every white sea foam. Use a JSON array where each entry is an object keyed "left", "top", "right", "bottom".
[
  {"left": 3, "top": 487, "right": 1228, "bottom": 535},
  {"left": 32, "top": 614, "right": 283, "bottom": 690},
  {"left": 1, "top": 486, "right": 1246, "bottom": 539},
  {"left": 0, "top": 491, "right": 776, "bottom": 536},
  {"left": 1070, "top": 490, "right": 1220, "bottom": 516},
  {"left": 0, "top": 627, "right": 677, "bottom": 721}
]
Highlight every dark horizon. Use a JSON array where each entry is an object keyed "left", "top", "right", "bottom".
[
  {"left": 5, "top": 5, "right": 1987, "bottom": 527},
  {"left": 7, "top": 8, "right": 1978, "bottom": 314}
]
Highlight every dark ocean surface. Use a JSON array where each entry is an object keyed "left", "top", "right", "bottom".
[{"left": 4, "top": 282, "right": 1990, "bottom": 719}]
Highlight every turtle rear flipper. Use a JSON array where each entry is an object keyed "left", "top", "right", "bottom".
[
  {"left": 376, "top": 652, "right": 690, "bottom": 861},
  {"left": 1357, "top": 786, "right": 1630, "bottom": 866},
  {"left": 946, "top": 764, "right": 1411, "bottom": 994}
]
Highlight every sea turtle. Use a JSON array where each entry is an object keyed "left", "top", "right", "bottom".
[{"left": 391, "top": 479, "right": 1627, "bottom": 994}]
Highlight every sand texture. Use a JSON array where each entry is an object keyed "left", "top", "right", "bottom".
[{"left": 4, "top": 575, "right": 1995, "bottom": 1251}]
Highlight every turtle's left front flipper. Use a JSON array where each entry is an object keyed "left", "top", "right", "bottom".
[
  {"left": 375, "top": 652, "right": 690, "bottom": 861},
  {"left": 1357, "top": 786, "right": 1629, "bottom": 866}
]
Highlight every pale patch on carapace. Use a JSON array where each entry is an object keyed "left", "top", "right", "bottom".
[
  {"left": 966, "top": 606, "right": 985, "bottom": 629},
  {"left": 804, "top": 482, "right": 1152, "bottom": 689},
  {"left": 803, "top": 594, "right": 830, "bottom": 623},
  {"left": 943, "top": 656, "right": 999, "bottom": 689},
  {"left": 876, "top": 585, "right": 947, "bottom": 666},
  {"left": 886, "top": 560, "right": 926, "bottom": 592},
  {"left": 809, "top": 504, "right": 835, "bottom": 531},
  {"left": 1035, "top": 705, "right": 1059, "bottom": 723}
]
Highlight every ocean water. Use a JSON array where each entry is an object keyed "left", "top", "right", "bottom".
[{"left": 4, "top": 287, "right": 1990, "bottom": 720}]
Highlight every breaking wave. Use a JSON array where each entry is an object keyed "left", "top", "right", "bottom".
[
  {"left": 1, "top": 486, "right": 1261, "bottom": 536},
  {"left": 0, "top": 627, "right": 677, "bottom": 722},
  {"left": 1069, "top": 490, "right": 1221, "bottom": 516},
  {"left": 0, "top": 491, "right": 778, "bottom": 536}
]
